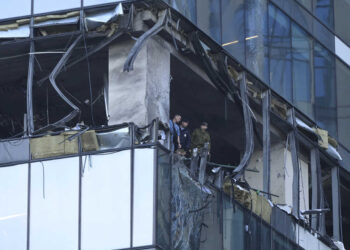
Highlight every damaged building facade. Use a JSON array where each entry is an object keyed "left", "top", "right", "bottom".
[{"left": 0, "top": 0, "right": 350, "bottom": 249}]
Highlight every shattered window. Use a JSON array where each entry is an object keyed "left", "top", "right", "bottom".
[
  {"left": 314, "top": 42, "right": 336, "bottom": 137},
  {"left": 268, "top": 4, "right": 293, "bottom": 102},
  {"left": 0, "top": 0, "right": 31, "bottom": 20},
  {"left": 34, "top": 0, "right": 80, "bottom": 14},
  {"left": 292, "top": 23, "right": 314, "bottom": 119},
  {"left": 0, "top": 164, "right": 28, "bottom": 250},
  {"left": 0, "top": 41, "right": 29, "bottom": 139},
  {"left": 221, "top": 0, "right": 245, "bottom": 64}
]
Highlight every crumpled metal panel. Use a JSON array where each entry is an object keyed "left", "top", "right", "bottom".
[{"left": 171, "top": 160, "right": 213, "bottom": 250}]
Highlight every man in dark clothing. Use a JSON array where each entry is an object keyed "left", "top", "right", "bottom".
[
  {"left": 191, "top": 122, "right": 211, "bottom": 154},
  {"left": 179, "top": 119, "right": 191, "bottom": 156}
]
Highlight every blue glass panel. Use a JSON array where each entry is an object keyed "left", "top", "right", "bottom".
[
  {"left": 337, "top": 59, "right": 350, "bottom": 148},
  {"left": 314, "top": 42, "right": 336, "bottom": 136},
  {"left": 0, "top": 0, "right": 31, "bottom": 19},
  {"left": 171, "top": 0, "right": 196, "bottom": 24},
  {"left": 245, "top": 0, "right": 269, "bottom": 83},
  {"left": 0, "top": 164, "right": 28, "bottom": 250},
  {"left": 221, "top": 0, "right": 245, "bottom": 64},
  {"left": 314, "top": 0, "right": 334, "bottom": 29},
  {"left": 34, "top": 0, "right": 80, "bottom": 14},
  {"left": 268, "top": 4, "right": 293, "bottom": 102},
  {"left": 334, "top": 0, "right": 350, "bottom": 47},
  {"left": 30, "top": 157, "right": 79, "bottom": 250},
  {"left": 196, "top": 0, "right": 221, "bottom": 43},
  {"left": 292, "top": 23, "right": 314, "bottom": 119}
]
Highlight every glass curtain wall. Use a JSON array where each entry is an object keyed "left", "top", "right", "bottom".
[
  {"left": 314, "top": 42, "right": 336, "bottom": 136},
  {"left": 196, "top": 0, "right": 221, "bottom": 43},
  {"left": 292, "top": 23, "right": 313, "bottom": 119},
  {"left": 268, "top": 4, "right": 293, "bottom": 102}
]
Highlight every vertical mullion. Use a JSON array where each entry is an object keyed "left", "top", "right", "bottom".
[
  {"left": 78, "top": 136, "right": 82, "bottom": 250},
  {"left": 331, "top": 166, "right": 341, "bottom": 240},
  {"left": 263, "top": 90, "right": 271, "bottom": 199},
  {"left": 130, "top": 123, "right": 135, "bottom": 248}
]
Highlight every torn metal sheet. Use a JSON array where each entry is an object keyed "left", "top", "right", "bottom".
[
  {"left": 296, "top": 118, "right": 316, "bottom": 135},
  {"left": 326, "top": 145, "right": 342, "bottom": 161},
  {"left": 85, "top": 3, "right": 124, "bottom": 31},
  {"left": 123, "top": 9, "right": 168, "bottom": 72},
  {"left": 33, "top": 16, "right": 79, "bottom": 28},
  {"left": 0, "top": 24, "right": 30, "bottom": 38},
  {"left": 0, "top": 139, "right": 29, "bottom": 164},
  {"left": 34, "top": 35, "right": 82, "bottom": 134}
]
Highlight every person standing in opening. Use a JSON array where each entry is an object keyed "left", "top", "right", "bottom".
[
  {"left": 191, "top": 122, "right": 211, "bottom": 154},
  {"left": 169, "top": 114, "right": 181, "bottom": 151},
  {"left": 179, "top": 119, "right": 191, "bottom": 156}
]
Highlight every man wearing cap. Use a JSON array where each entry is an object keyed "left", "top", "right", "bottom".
[{"left": 191, "top": 122, "right": 211, "bottom": 154}]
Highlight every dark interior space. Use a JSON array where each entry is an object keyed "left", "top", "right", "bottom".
[
  {"left": 33, "top": 34, "right": 108, "bottom": 132},
  {"left": 321, "top": 162, "right": 333, "bottom": 237},
  {"left": 0, "top": 41, "right": 29, "bottom": 138},
  {"left": 170, "top": 56, "right": 244, "bottom": 166}
]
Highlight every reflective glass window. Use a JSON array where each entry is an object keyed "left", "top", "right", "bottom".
[
  {"left": 81, "top": 151, "right": 131, "bottom": 250},
  {"left": 133, "top": 149, "right": 155, "bottom": 247},
  {"left": 314, "top": 42, "right": 336, "bottom": 136},
  {"left": 336, "top": 59, "right": 350, "bottom": 149},
  {"left": 196, "top": 0, "right": 221, "bottom": 43},
  {"left": 245, "top": 0, "right": 269, "bottom": 83},
  {"left": 223, "top": 199, "right": 244, "bottom": 250},
  {"left": 84, "top": 0, "right": 121, "bottom": 7},
  {"left": 30, "top": 157, "right": 79, "bottom": 250},
  {"left": 298, "top": 0, "right": 312, "bottom": 10},
  {"left": 0, "top": 164, "right": 28, "bottom": 250},
  {"left": 334, "top": 0, "right": 350, "bottom": 46},
  {"left": 34, "top": 0, "right": 80, "bottom": 14},
  {"left": 170, "top": 0, "right": 196, "bottom": 24},
  {"left": 156, "top": 149, "right": 171, "bottom": 249},
  {"left": 0, "top": 0, "right": 31, "bottom": 19},
  {"left": 314, "top": 0, "right": 334, "bottom": 28},
  {"left": 221, "top": 0, "right": 245, "bottom": 64},
  {"left": 292, "top": 23, "right": 313, "bottom": 119},
  {"left": 268, "top": 4, "right": 293, "bottom": 102}
]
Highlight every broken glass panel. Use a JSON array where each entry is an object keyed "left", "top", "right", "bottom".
[{"left": 0, "top": 164, "right": 28, "bottom": 250}]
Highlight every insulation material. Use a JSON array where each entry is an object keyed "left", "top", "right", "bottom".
[
  {"left": 33, "top": 16, "right": 79, "bottom": 28},
  {"left": 223, "top": 183, "right": 272, "bottom": 223},
  {"left": 171, "top": 160, "right": 213, "bottom": 250},
  {"left": 34, "top": 11, "right": 79, "bottom": 23},
  {"left": 315, "top": 128, "right": 329, "bottom": 149},
  {"left": 30, "top": 132, "right": 78, "bottom": 159},
  {"left": 0, "top": 139, "right": 29, "bottom": 164},
  {"left": 81, "top": 130, "right": 99, "bottom": 152}
]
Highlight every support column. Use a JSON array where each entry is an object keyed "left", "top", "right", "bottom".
[
  {"left": 332, "top": 166, "right": 341, "bottom": 240},
  {"left": 310, "top": 148, "right": 319, "bottom": 230},
  {"left": 288, "top": 108, "right": 300, "bottom": 219},
  {"left": 262, "top": 90, "right": 271, "bottom": 198}
]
